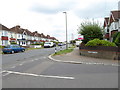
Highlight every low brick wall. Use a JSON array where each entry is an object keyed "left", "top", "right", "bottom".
[{"left": 79, "top": 46, "right": 120, "bottom": 60}]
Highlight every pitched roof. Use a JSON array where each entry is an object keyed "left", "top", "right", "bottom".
[
  {"left": 0, "top": 24, "right": 10, "bottom": 31},
  {"left": 111, "top": 10, "right": 120, "bottom": 21},
  {"left": 10, "top": 25, "right": 24, "bottom": 34},
  {"left": 103, "top": 17, "right": 109, "bottom": 27},
  {"left": 24, "top": 29, "right": 33, "bottom": 36}
]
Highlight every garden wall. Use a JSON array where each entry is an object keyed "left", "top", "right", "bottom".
[{"left": 79, "top": 46, "right": 120, "bottom": 60}]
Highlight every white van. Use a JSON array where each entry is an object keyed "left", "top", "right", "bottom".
[{"left": 44, "top": 42, "right": 54, "bottom": 48}]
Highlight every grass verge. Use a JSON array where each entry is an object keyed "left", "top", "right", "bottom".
[
  {"left": 53, "top": 45, "right": 75, "bottom": 56},
  {"left": 26, "top": 47, "right": 43, "bottom": 51},
  {"left": 54, "top": 49, "right": 73, "bottom": 56}
]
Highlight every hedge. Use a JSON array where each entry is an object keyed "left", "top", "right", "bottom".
[{"left": 85, "top": 39, "right": 116, "bottom": 47}]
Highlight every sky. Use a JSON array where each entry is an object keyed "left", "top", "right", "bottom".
[{"left": 0, "top": 0, "right": 119, "bottom": 42}]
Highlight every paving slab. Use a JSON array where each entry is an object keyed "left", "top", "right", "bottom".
[{"left": 50, "top": 47, "right": 119, "bottom": 66}]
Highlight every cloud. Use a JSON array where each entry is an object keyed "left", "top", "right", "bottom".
[
  {"left": 0, "top": 0, "right": 119, "bottom": 42},
  {"left": 74, "top": 0, "right": 118, "bottom": 18},
  {"left": 30, "top": 0, "right": 77, "bottom": 14}
]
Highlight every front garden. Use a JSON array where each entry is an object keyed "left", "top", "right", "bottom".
[{"left": 78, "top": 20, "right": 120, "bottom": 60}]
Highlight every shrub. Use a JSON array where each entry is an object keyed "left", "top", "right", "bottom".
[
  {"left": 0, "top": 45, "right": 3, "bottom": 48},
  {"left": 78, "top": 20, "right": 103, "bottom": 44},
  {"left": 112, "top": 32, "right": 120, "bottom": 46},
  {"left": 0, "top": 45, "right": 5, "bottom": 48},
  {"left": 10, "top": 42, "right": 17, "bottom": 44},
  {"left": 31, "top": 42, "right": 44, "bottom": 46},
  {"left": 31, "top": 43, "right": 40, "bottom": 45},
  {"left": 85, "top": 39, "right": 116, "bottom": 46}
]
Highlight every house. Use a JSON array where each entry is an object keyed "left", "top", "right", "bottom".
[
  {"left": 40, "top": 33, "right": 46, "bottom": 42},
  {"left": 0, "top": 24, "right": 10, "bottom": 46},
  {"left": 103, "top": 17, "right": 109, "bottom": 40},
  {"left": 32, "top": 31, "right": 40, "bottom": 44},
  {"left": 0, "top": 24, "right": 58, "bottom": 46},
  {"left": 24, "top": 29, "right": 33, "bottom": 45},
  {"left": 109, "top": 10, "right": 120, "bottom": 41},
  {"left": 10, "top": 25, "right": 28, "bottom": 46},
  {"left": 103, "top": 10, "right": 120, "bottom": 41}
]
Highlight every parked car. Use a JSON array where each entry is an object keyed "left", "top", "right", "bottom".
[
  {"left": 44, "top": 42, "right": 54, "bottom": 48},
  {"left": 2, "top": 45, "right": 25, "bottom": 54},
  {"left": 76, "top": 41, "right": 82, "bottom": 47},
  {"left": 58, "top": 43, "right": 63, "bottom": 46}
]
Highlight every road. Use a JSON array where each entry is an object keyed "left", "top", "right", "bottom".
[{"left": 2, "top": 46, "right": 119, "bottom": 88}]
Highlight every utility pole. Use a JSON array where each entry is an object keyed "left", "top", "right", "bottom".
[
  {"left": 63, "top": 12, "right": 68, "bottom": 49},
  {"left": 72, "top": 33, "right": 74, "bottom": 45}
]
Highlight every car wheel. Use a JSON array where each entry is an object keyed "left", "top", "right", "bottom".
[
  {"left": 11, "top": 50, "right": 14, "bottom": 54},
  {"left": 22, "top": 49, "right": 25, "bottom": 52}
]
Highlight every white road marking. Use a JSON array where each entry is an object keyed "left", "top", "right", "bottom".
[
  {"left": 2, "top": 72, "right": 10, "bottom": 76},
  {"left": 3, "top": 70, "right": 75, "bottom": 80}
]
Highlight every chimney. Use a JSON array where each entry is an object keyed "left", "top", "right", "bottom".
[
  {"left": 35, "top": 31, "right": 38, "bottom": 33},
  {"left": 16, "top": 25, "right": 20, "bottom": 28}
]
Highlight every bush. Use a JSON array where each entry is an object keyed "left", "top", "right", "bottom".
[
  {"left": 85, "top": 39, "right": 116, "bottom": 46},
  {"left": 112, "top": 32, "right": 120, "bottom": 46},
  {"left": 31, "top": 42, "right": 44, "bottom": 46},
  {"left": 78, "top": 20, "right": 103, "bottom": 44},
  {"left": 10, "top": 42, "right": 17, "bottom": 44},
  {"left": 0, "top": 45, "right": 5, "bottom": 48},
  {"left": 31, "top": 43, "right": 41, "bottom": 45}
]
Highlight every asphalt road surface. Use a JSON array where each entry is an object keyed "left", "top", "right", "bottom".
[{"left": 2, "top": 46, "right": 119, "bottom": 88}]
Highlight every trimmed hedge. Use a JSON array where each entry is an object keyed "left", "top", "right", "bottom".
[
  {"left": 10, "top": 42, "right": 17, "bottom": 44},
  {"left": 31, "top": 42, "right": 44, "bottom": 46},
  {"left": 85, "top": 39, "right": 116, "bottom": 47}
]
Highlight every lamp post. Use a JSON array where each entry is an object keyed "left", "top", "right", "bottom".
[{"left": 63, "top": 12, "right": 68, "bottom": 49}]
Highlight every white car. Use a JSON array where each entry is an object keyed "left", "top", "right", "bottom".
[
  {"left": 44, "top": 42, "right": 54, "bottom": 48},
  {"left": 76, "top": 41, "right": 82, "bottom": 47}
]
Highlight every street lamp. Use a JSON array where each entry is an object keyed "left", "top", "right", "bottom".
[{"left": 63, "top": 12, "right": 68, "bottom": 49}]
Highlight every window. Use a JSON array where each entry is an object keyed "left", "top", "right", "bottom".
[
  {"left": 2, "top": 40, "right": 8, "bottom": 46},
  {"left": 2, "top": 31, "right": 7, "bottom": 36},
  {"left": 18, "top": 34, "right": 20, "bottom": 38},
  {"left": 4, "top": 31, "right": 7, "bottom": 36},
  {"left": 115, "top": 23, "right": 117, "bottom": 29},
  {"left": 107, "top": 29, "right": 109, "bottom": 32}
]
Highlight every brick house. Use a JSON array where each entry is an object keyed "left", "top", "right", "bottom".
[
  {"left": 103, "top": 10, "right": 120, "bottom": 41},
  {"left": 0, "top": 24, "right": 58, "bottom": 46},
  {"left": 0, "top": 24, "right": 10, "bottom": 46},
  {"left": 10, "top": 25, "right": 29, "bottom": 46}
]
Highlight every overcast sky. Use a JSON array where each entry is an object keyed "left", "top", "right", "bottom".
[{"left": 0, "top": 0, "right": 119, "bottom": 42}]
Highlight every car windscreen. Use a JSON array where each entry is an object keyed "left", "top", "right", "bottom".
[
  {"left": 11, "top": 45, "right": 20, "bottom": 48},
  {"left": 45, "top": 42, "right": 51, "bottom": 44}
]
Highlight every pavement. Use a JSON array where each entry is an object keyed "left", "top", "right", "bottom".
[{"left": 49, "top": 47, "right": 120, "bottom": 66}]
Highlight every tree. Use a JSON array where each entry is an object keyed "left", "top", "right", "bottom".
[{"left": 78, "top": 20, "right": 103, "bottom": 44}]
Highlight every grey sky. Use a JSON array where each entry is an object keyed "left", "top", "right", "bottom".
[{"left": 0, "top": 0, "right": 119, "bottom": 41}]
